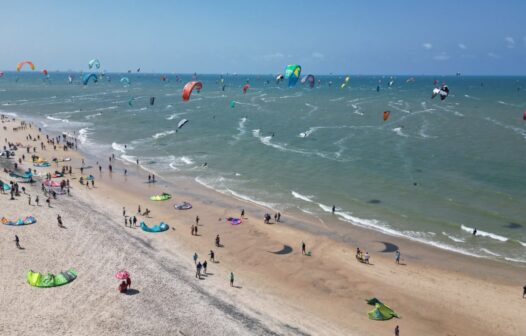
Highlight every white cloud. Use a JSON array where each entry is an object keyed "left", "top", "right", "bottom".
[
  {"left": 458, "top": 43, "right": 467, "bottom": 50},
  {"left": 433, "top": 52, "right": 450, "bottom": 61},
  {"left": 311, "top": 52, "right": 325, "bottom": 59},
  {"left": 422, "top": 43, "right": 433, "bottom": 50},
  {"left": 262, "top": 52, "right": 285, "bottom": 61},
  {"left": 505, "top": 36, "right": 515, "bottom": 48},
  {"left": 488, "top": 52, "right": 500, "bottom": 59}
]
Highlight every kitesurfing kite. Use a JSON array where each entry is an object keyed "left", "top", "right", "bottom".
[
  {"left": 301, "top": 74, "right": 315, "bottom": 88},
  {"left": 88, "top": 59, "right": 100, "bottom": 69},
  {"left": 431, "top": 84, "right": 450, "bottom": 100},
  {"left": 284, "top": 64, "right": 301, "bottom": 87},
  {"left": 182, "top": 81, "right": 203, "bottom": 101},
  {"left": 341, "top": 76, "right": 350, "bottom": 89},
  {"left": 16, "top": 61, "right": 35, "bottom": 71},
  {"left": 82, "top": 73, "right": 98, "bottom": 85},
  {"left": 383, "top": 111, "right": 390, "bottom": 121},
  {"left": 42, "top": 69, "right": 48, "bottom": 76},
  {"left": 120, "top": 77, "right": 130, "bottom": 85}
]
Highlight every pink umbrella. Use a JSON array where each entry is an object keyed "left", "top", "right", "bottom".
[{"left": 115, "top": 270, "right": 130, "bottom": 280}]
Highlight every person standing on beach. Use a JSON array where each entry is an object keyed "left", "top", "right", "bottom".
[
  {"left": 395, "top": 250, "right": 401, "bottom": 264},
  {"left": 195, "top": 225, "right": 198, "bottom": 235},
  {"left": 15, "top": 235, "right": 20, "bottom": 249},
  {"left": 277, "top": 212, "right": 281, "bottom": 222},
  {"left": 203, "top": 260, "right": 207, "bottom": 274},
  {"left": 123, "top": 207, "right": 126, "bottom": 217},
  {"left": 137, "top": 205, "right": 141, "bottom": 214},
  {"left": 133, "top": 216, "right": 137, "bottom": 227},
  {"left": 35, "top": 196, "right": 39, "bottom": 206},
  {"left": 209, "top": 250, "right": 215, "bottom": 262},
  {"left": 195, "top": 216, "right": 199, "bottom": 225},
  {"left": 394, "top": 325, "right": 400, "bottom": 336},
  {"left": 196, "top": 262, "right": 202, "bottom": 279},
  {"left": 126, "top": 276, "right": 131, "bottom": 289},
  {"left": 193, "top": 252, "right": 198, "bottom": 265},
  {"left": 241, "top": 209, "right": 245, "bottom": 218},
  {"left": 302, "top": 241, "right": 306, "bottom": 255},
  {"left": 230, "top": 272, "right": 234, "bottom": 287},
  {"left": 28, "top": 195, "right": 31, "bottom": 205},
  {"left": 57, "top": 215, "right": 63, "bottom": 228},
  {"left": 215, "top": 235, "right": 221, "bottom": 247},
  {"left": 124, "top": 217, "right": 128, "bottom": 227}
]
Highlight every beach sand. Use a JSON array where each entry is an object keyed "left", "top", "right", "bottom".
[{"left": 1, "top": 117, "right": 525, "bottom": 336}]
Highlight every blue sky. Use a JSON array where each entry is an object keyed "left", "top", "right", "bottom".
[{"left": 1, "top": 1, "right": 525, "bottom": 75}]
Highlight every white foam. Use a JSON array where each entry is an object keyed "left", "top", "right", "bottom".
[
  {"left": 46, "top": 115, "right": 69, "bottom": 123},
  {"left": 111, "top": 142, "right": 129, "bottom": 153},
  {"left": 95, "top": 105, "right": 118, "bottom": 111},
  {"left": 484, "top": 117, "right": 526, "bottom": 140},
  {"left": 392, "top": 127, "right": 408, "bottom": 137},
  {"left": 78, "top": 128, "right": 92, "bottom": 144},
  {"left": 152, "top": 130, "right": 175, "bottom": 139},
  {"left": 85, "top": 112, "right": 102, "bottom": 119},
  {"left": 180, "top": 156, "right": 194, "bottom": 165},
  {"left": 291, "top": 191, "right": 314, "bottom": 203},
  {"left": 442, "top": 232, "right": 465, "bottom": 243},
  {"left": 460, "top": 225, "right": 508, "bottom": 242},
  {"left": 316, "top": 202, "right": 481, "bottom": 258},
  {"left": 504, "top": 257, "right": 526, "bottom": 263},
  {"left": 481, "top": 248, "right": 501, "bottom": 257}
]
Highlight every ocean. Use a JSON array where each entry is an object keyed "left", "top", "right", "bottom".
[{"left": 1, "top": 72, "right": 525, "bottom": 263}]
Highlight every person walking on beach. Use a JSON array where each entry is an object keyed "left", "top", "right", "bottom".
[
  {"left": 230, "top": 272, "right": 235, "bottom": 287},
  {"left": 195, "top": 216, "right": 199, "bottom": 225},
  {"left": 395, "top": 250, "right": 401, "bottom": 264},
  {"left": 137, "top": 205, "right": 141, "bottom": 214},
  {"left": 394, "top": 325, "right": 400, "bottom": 336},
  {"left": 215, "top": 234, "right": 221, "bottom": 247},
  {"left": 133, "top": 216, "right": 137, "bottom": 227},
  {"left": 193, "top": 252, "right": 198, "bottom": 265},
  {"left": 122, "top": 207, "right": 126, "bottom": 217},
  {"left": 15, "top": 235, "right": 20, "bottom": 249},
  {"left": 241, "top": 209, "right": 245, "bottom": 218},
  {"left": 35, "top": 195, "right": 39, "bottom": 206},
  {"left": 302, "top": 241, "right": 306, "bottom": 255},
  {"left": 203, "top": 260, "right": 207, "bottom": 274},
  {"left": 57, "top": 215, "right": 63, "bottom": 228},
  {"left": 196, "top": 262, "right": 202, "bottom": 279},
  {"left": 209, "top": 250, "right": 215, "bottom": 262}
]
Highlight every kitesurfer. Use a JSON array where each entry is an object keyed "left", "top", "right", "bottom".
[{"left": 473, "top": 228, "right": 477, "bottom": 236}]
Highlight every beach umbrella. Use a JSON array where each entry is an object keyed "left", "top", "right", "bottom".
[{"left": 115, "top": 270, "right": 130, "bottom": 280}]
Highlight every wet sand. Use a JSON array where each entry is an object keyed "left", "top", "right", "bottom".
[{"left": 1, "top": 117, "right": 525, "bottom": 336}]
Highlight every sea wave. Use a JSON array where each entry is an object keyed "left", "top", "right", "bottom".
[
  {"left": 46, "top": 115, "right": 69, "bottom": 123},
  {"left": 442, "top": 232, "right": 465, "bottom": 243},
  {"left": 152, "top": 130, "right": 175, "bottom": 139},
  {"left": 460, "top": 224, "right": 508, "bottom": 242},
  {"left": 317, "top": 202, "right": 481, "bottom": 258},
  {"left": 291, "top": 191, "right": 314, "bottom": 203}
]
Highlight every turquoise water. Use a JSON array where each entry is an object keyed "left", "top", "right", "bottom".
[{"left": 1, "top": 72, "right": 526, "bottom": 263}]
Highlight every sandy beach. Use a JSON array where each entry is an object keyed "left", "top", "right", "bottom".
[{"left": 1, "top": 116, "right": 525, "bottom": 336}]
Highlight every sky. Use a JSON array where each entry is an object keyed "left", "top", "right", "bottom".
[{"left": 1, "top": 0, "right": 525, "bottom": 75}]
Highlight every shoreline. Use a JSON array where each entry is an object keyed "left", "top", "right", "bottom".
[
  {"left": 12, "top": 108, "right": 526, "bottom": 267},
  {"left": 1, "top": 115, "right": 525, "bottom": 335}
]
